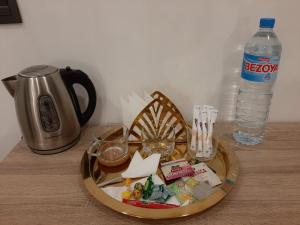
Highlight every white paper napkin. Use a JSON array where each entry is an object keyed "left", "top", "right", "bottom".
[
  {"left": 121, "top": 151, "right": 161, "bottom": 178},
  {"left": 120, "top": 91, "right": 154, "bottom": 136},
  {"left": 102, "top": 174, "right": 180, "bottom": 206}
]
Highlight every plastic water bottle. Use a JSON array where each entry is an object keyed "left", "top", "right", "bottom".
[{"left": 233, "top": 18, "right": 282, "bottom": 145}]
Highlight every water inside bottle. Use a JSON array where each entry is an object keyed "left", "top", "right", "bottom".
[{"left": 233, "top": 19, "right": 282, "bottom": 145}]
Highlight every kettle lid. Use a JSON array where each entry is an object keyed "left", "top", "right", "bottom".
[{"left": 19, "top": 65, "right": 58, "bottom": 78}]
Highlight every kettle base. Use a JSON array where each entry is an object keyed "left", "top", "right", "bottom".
[{"left": 30, "top": 135, "right": 80, "bottom": 155}]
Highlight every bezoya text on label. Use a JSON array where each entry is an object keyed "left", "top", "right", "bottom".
[{"left": 244, "top": 62, "right": 278, "bottom": 73}]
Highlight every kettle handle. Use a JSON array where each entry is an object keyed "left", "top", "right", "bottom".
[{"left": 60, "top": 66, "right": 97, "bottom": 127}]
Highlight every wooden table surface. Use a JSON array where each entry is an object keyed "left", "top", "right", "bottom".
[{"left": 0, "top": 123, "right": 300, "bottom": 225}]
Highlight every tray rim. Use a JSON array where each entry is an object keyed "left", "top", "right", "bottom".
[{"left": 80, "top": 137, "right": 239, "bottom": 219}]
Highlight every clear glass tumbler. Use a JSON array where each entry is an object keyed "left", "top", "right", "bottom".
[
  {"left": 141, "top": 123, "right": 175, "bottom": 162},
  {"left": 87, "top": 125, "right": 129, "bottom": 167},
  {"left": 186, "top": 125, "right": 217, "bottom": 162}
]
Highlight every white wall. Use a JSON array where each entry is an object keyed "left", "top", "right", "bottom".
[{"left": 1, "top": 0, "right": 299, "bottom": 159}]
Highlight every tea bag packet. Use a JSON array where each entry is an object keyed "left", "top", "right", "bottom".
[
  {"left": 182, "top": 177, "right": 213, "bottom": 200},
  {"left": 192, "top": 163, "right": 222, "bottom": 187},
  {"left": 191, "top": 181, "right": 213, "bottom": 200},
  {"left": 160, "top": 159, "right": 194, "bottom": 183}
]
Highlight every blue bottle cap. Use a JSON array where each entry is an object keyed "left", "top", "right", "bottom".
[{"left": 259, "top": 18, "right": 275, "bottom": 28}]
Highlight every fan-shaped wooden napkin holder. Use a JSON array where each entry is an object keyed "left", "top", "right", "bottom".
[{"left": 128, "top": 91, "right": 187, "bottom": 144}]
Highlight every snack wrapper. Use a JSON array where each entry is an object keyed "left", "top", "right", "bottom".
[
  {"left": 161, "top": 159, "right": 194, "bottom": 183},
  {"left": 167, "top": 179, "right": 196, "bottom": 206}
]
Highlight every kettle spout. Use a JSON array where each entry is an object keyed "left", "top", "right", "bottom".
[{"left": 2, "top": 75, "right": 18, "bottom": 97}]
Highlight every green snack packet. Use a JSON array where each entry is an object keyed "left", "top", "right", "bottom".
[
  {"left": 183, "top": 177, "right": 213, "bottom": 200},
  {"left": 142, "top": 175, "right": 154, "bottom": 199}
]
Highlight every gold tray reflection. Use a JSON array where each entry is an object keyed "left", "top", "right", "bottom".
[{"left": 80, "top": 127, "right": 239, "bottom": 219}]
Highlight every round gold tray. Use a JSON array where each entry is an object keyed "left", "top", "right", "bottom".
[{"left": 80, "top": 128, "right": 239, "bottom": 219}]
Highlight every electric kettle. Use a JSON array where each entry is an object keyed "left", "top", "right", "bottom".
[{"left": 2, "top": 65, "right": 97, "bottom": 154}]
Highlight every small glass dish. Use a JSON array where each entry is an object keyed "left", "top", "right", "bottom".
[
  {"left": 186, "top": 125, "right": 217, "bottom": 162},
  {"left": 141, "top": 123, "right": 175, "bottom": 162},
  {"left": 87, "top": 125, "right": 129, "bottom": 167}
]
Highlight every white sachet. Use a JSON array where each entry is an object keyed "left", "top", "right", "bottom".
[{"left": 192, "top": 163, "right": 222, "bottom": 187}]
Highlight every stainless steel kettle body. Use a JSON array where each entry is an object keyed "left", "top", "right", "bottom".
[{"left": 2, "top": 65, "right": 97, "bottom": 154}]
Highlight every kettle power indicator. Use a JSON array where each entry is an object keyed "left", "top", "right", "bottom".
[{"left": 38, "top": 95, "right": 60, "bottom": 132}]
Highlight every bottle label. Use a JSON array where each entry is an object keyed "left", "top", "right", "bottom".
[{"left": 241, "top": 53, "right": 280, "bottom": 82}]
